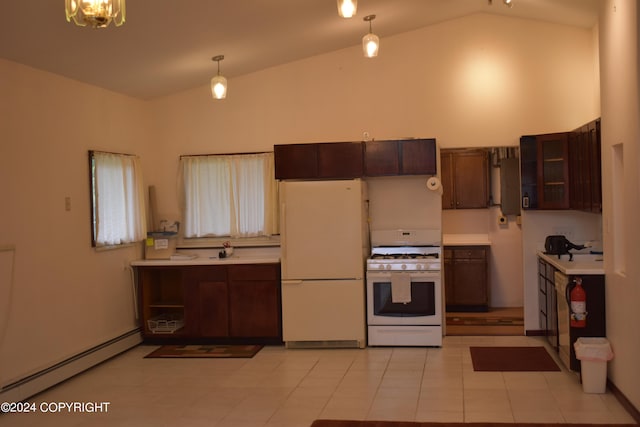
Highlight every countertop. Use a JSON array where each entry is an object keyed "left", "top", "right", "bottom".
[
  {"left": 131, "top": 247, "right": 280, "bottom": 267},
  {"left": 537, "top": 252, "right": 604, "bottom": 275},
  {"left": 443, "top": 234, "right": 491, "bottom": 246}
]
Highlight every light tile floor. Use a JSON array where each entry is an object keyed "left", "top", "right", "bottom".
[{"left": 1, "top": 335, "right": 636, "bottom": 427}]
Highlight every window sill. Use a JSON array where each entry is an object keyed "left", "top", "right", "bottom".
[{"left": 177, "top": 235, "right": 280, "bottom": 249}]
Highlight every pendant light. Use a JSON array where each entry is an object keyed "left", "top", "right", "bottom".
[
  {"left": 504, "top": 0, "right": 514, "bottom": 7},
  {"left": 210, "top": 55, "right": 228, "bottom": 100},
  {"left": 362, "top": 15, "right": 379, "bottom": 58},
  {"left": 65, "top": 0, "right": 126, "bottom": 28},
  {"left": 337, "top": 0, "right": 357, "bottom": 18}
]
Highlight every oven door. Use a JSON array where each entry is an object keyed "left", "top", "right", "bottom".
[{"left": 366, "top": 271, "right": 442, "bottom": 326}]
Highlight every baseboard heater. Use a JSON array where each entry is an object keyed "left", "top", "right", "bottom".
[
  {"left": 0, "top": 328, "right": 141, "bottom": 402},
  {"left": 285, "top": 339, "right": 364, "bottom": 349}
]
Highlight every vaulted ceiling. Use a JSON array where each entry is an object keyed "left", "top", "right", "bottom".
[{"left": 0, "top": 0, "right": 599, "bottom": 100}]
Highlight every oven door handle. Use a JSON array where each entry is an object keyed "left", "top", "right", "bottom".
[{"left": 282, "top": 280, "right": 304, "bottom": 286}]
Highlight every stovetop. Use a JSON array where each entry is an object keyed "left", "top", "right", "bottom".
[{"left": 367, "top": 245, "right": 441, "bottom": 272}]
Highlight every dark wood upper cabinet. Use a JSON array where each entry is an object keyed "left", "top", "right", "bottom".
[
  {"left": 274, "top": 142, "right": 363, "bottom": 180},
  {"left": 276, "top": 138, "right": 437, "bottom": 179},
  {"left": 441, "top": 149, "right": 489, "bottom": 209},
  {"left": 363, "top": 140, "right": 399, "bottom": 176},
  {"left": 317, "top": 142, "right": 363, "bottom": 179},
  {"left": 538, "top": 132, "right": 570, "bottom": 209},
  {"left": 364, "top": 138, "right": 437, "bottom": 176},
  {"left": 400, "top": 139, "right": 437, "bottom": 175},
  {"left": 274, "top": 143, "right": 318, "bottom": 180},
  {"left": 520, "top": 118, "right": 601, "bottom": 212}
]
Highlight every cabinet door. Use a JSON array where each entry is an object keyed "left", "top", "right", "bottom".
[
  {"left": 197, "top": 281, "right": 229, "bottom": 337},
  {"left": 538, "top": 259, "right": 547, "bottom": 330},
  {"left": 546, "top": 271, "right": 558, "bottom": 349},
  {"left": 588, "top": 120, "right": 602, "bottom": 212},
  {"left": 440, "top": 152, "right": 455, "bottom": 210},
  {"left": 452, "top": 258, "right": 487, "bottom": 305},
  {"left": 569, "top": 126, "right": 590, "bottom": 211},
  {"left": 317, "top": 142, "right": 363, "bottom": 179},
  {"left": 364, "top": 140, "right": 399, "bottom": 176},
  {"left": 537, "top": 132, "right": 570, "bottom": 209},
  {"left": 228, "top": 264, "right": 281, "bottom": 338},
  {"left": 400, "top": 139, "right": 437, "bottom": 175},
  {"left": 274, "top": 144, "right": 318, "bottom": 179},
  {"left": 183, "top": 266, "right": 229, "bottom": 337},
  {"left": 520, "top": 136, "right": 538, "bottom": 209},
  {"left": 443, "top": 249, "right": 454, "bottom": 305},
  {"left": 441, "top": 149, "right": 489, "bottom": 209},
  {"left": 453, "top": 150, "right": 488, "bottom": 208}
]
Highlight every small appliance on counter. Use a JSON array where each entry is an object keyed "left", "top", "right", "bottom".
[
  {"left": 145, "top": 231, "right": 178, "bottom": 259},
  {"left": 544, "top": 235, "right": 589, "bottom": 261}
]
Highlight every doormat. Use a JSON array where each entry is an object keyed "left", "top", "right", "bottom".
[
  {"left": 310, "top": 421, "right": 638, "bottom": 427},
  {"left": 469, "top": 346, "right": 560, "bottom": 372},
  {"left": 446, "top": 316, "right": 523, "bottom": 326},
  {"left": 144, "top": 344, "right": 262, "bottom": 359}
]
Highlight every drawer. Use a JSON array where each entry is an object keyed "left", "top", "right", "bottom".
[
  {"left": 538, "top": 259, "right": 546, "bottom": 277},
  {"left": 228, "top": 263, "right": 279, "bottom": 281},
  {"left": 453, "top": 248, "right": 486, "bottom": 259}
]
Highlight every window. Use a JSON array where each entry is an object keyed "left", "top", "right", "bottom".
[
  {"left": 180, "top": 152, "right": 278, "bottom": 238},
  {"left": 89, "top": 151, "right": 147, "bottom": 247}
]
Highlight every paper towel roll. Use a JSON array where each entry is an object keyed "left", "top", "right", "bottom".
[{"left": 426, "top": 177, "right": 442, "bottom": 193}]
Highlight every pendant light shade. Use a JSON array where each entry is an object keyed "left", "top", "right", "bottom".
[
  {"left": 362, "top": 15, "right": 379, "bottom": 58},
  {"left": 210, "top": 55, "right": 227, "bottom": 100},
  {"left": 337, "top": 0, "right": 357, "bottom": 18},
  {"left": 65, "top": 0, "right": 126, "bottom": 28}
]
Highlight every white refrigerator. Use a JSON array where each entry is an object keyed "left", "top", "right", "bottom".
[{"left": 279, "top": 179, "right": 368, "bottom": 348}]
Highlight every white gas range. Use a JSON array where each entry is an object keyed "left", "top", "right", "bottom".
[{"left": 366, "top": 229, "right": 443, "bottom": 347}]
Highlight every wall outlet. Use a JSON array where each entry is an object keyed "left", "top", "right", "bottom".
[{"left": 552, "top": 227, "right": 574, "bottom": 239}]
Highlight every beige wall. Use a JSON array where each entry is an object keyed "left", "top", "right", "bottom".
[
  {"left": 0, "top": 59, "right": 151, "bottom": 386},
  {"left": 599, "top": 0, "right": 640, "bottom": 411}
]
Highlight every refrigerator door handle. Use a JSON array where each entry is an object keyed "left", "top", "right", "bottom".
[
  {"left": 280, "top": 202, "right": 287, "bottom": 273},
  {"left": 282, "top": 280, "right": 303, "bottom": 286}
]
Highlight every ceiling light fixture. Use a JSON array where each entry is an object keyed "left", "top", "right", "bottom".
[
  {"left": 210, "top": 55, "right": 228, "bottom": 100},
  {"left": 65, "top": 0, "right": 126, "bottom": 28},
  {"left": 504, "top": 0, "right": 514, "bottom": 7},
  {"left": 362, "top": 15, "right": 379, "bottom": 58},
  {"left": 337, "top": 0, "right": 357, "bottom": 18}
]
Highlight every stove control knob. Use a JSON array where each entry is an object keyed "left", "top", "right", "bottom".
[
  {"left": 416, "top": 264, "right": 423, "bottom": 270},
  {"left": 385, "top": 264, "right": 391, "bottom": 270},
  {"left": 401, "top": 264, "right": 407, "bottom": 270},
  {"left": 378, "top": 264, "right": 385, "bottom": 270}
]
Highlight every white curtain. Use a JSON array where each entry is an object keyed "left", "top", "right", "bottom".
[
  {"left": 181, "top": 153, "right": 278, "bottom": 238},
  {"left": 94, "top": 152, "right": 147, "bottom": 246}
]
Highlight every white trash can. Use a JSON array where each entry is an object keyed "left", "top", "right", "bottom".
[{"left": 574, "top": 337, "right": 613, "bottom": 393}]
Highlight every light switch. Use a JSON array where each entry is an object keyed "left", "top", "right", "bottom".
[{"left": 65, "top": 197, "right": 71, "bottom": 211}]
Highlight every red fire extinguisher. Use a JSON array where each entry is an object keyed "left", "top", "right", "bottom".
[{"left": 569, "top": 277, "right": 587, "bottom": 328}]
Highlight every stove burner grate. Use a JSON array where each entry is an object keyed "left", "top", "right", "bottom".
[{"left": 370, "top": 253, "right": 439, "bottom": 260}]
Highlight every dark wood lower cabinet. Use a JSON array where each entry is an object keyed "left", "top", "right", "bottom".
[
  {"left": 228, "top": 264, "right": 281, "bottom": 338},
  {"left": 444, "top": 246, "right": 489, "bottom": 312},
  {"left": 137, "top": 263, "right": 282, "bottom": 344}
]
